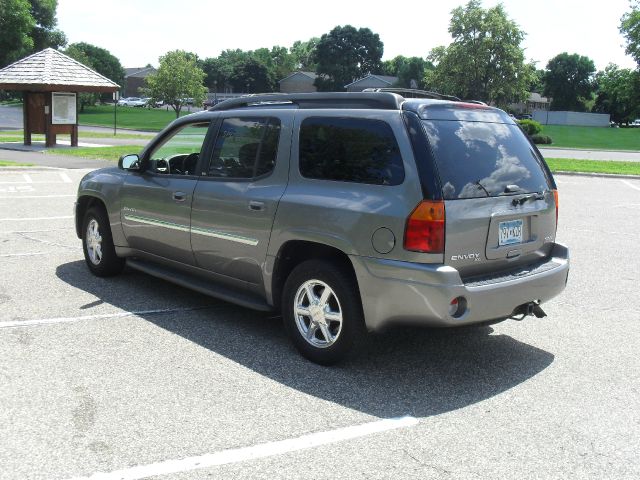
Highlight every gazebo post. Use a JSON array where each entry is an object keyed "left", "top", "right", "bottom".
[
  {"left": 22, "top": 92, "right": 31, "bottom": 146},
  {"left": 71, "top": 91, "right": 79, "bottom": 147},
  {"left": 45, "top": 93, "right": 54, "bottom": 148}
]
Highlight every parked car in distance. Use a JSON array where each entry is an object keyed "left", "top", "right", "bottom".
[
  {"left": 75, "top": 91, "right": 569, "bottom": 365},
  {"left": 117, "top": 97, "right": 143, "bottom": 107},
  {"left": 116, "top": 97, "right": 131, "bottom": 106},
  {"left": 630, "top": 119, "right": 640, "bottom": 127},
  {"left": 130, "top": 98, "right": 148, "bottom": 107}
]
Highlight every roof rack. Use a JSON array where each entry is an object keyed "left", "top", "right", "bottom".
[
  {"left": 208, "top": 92, "right": 404, "bottom": 111},
  {"left": 362, "top": 87, "right": 460, "bottom": 102}
]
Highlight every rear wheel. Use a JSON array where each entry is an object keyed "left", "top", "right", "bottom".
[
  {"left": 282, "top": 259, "right": 365, "bottom": 365},
  {"left": 82, "top": 206, "right": 125, "bottom": 277}
]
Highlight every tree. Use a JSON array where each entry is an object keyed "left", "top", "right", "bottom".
[
  {"left": 0, "top": 0, "right": 35, "bottom": 67},
  {"left": 593, "top": 64, "right": 640, "bottom": 123},
  {"left": 66, "top": 42, "right": 125, "bottom": 87},
  {"left": 0, "top": 0, "right": 66, "bottom": 68},
  {"left": 29, "top": 0, "right": 66, "bottom": 51},
  {"left": 383, "top": 55, "right": 433, "bottom": 89},
  {"left": 146, "top": 50, "right": 207, "bottom": 118},
  {"left": 312, "top": 25, "right": 384, "bottom": 91},
  {"left": 543, "top": 52, "right": 596, "bottom": 111},
  {"left": 63, "top": 45, "right": 98, "bottom": 112},
  {"left": 290, "top": 38, "right": 319, "bottom": 70},
  {"left": 424, "top": 0, "right": 533, "bottom": 106},
  {"left": 230, "top": 56, "right": 275, "bottom": 93},
  {"left": 621, "top": 1, "right": 640, "bottom": 67}
]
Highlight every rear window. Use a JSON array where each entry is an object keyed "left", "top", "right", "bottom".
[
  {"left": 423, "top": 120, "right": 550, "bottom": 199},
  {"left": 299, "top": 117, "right": 404, "bottom": 185}
]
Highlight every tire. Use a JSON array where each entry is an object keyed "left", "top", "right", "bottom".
[
  {"left": 282, "top": 259, "right": 366, "bottom": 365},
  {"left": 82, "top": 205, "right": 125, "bottom": 277}
]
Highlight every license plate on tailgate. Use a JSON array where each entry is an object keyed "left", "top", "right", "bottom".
[{"left": 499, "top": 219, "right": 523, "bottom": 246}]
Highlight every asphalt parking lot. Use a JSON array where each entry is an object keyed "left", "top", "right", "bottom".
[{"left": 1, "top": 168, "right": 639, "bottom": 480}]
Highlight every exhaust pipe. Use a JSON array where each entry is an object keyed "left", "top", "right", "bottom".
[{"left": 510, "top": 302, "right": 547, "bottom": 320}]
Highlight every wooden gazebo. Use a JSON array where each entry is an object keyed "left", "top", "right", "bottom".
[{"left": 0, "top": 48, "right": 119, "bottom": 147}]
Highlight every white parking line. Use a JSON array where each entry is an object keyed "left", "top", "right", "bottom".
[
  {"left": 0, "top": 306, "right": 218, "bottom": 329},
  {"left": 59, "top": 172, "right": 73, "bottom": 183},
  {"left": 0, "top": 194, "right": 75, "bottom": 199},
  {"left": 0, "top": 252, "right": 48, "bottom": 258},
  {"left": 65, "top": 416, "right": 419, "bottom": 480},
  {"left": 22, "top": 174, "right": 33, "bottom": 183},
  {"left": 621, "top": 179, "right": 640, "bottom": 192},
  {"left": 0, "top": 215, "right": 73, "bottom": 221}
]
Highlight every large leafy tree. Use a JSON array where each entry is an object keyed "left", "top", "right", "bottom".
[
  {"left": 63, "top": 44, "right": 98, "bottom": 112},
  {"left": 425, "top": 0, "right": 533, "bottom": 106},
  {"left": 146, "top": 50, "right": 207, "bottom": 118},
  {"left": 620, "top": 1, "right": 640, "bottom": 67},
  {"left": 593, "top": 64, "right": 640, "bottom": 123},
  {"left": 29, "top": 0, "right": 66, "bottom": 51},
  {"left": 383, "top": 56, "right": 433, "bottom": 89},
  {"left": 290, "top": 38, "right": 319, "bottom": 71},
  {"left": 0, "top": 0, "right": 35, "bottom": 67},
  {"left": 0, "top": 0, "right": 66, "bottom": 68},
  {"left": 312, "top": 25, "right": 384, "bottom": 91},
  {"left": 543, "top": 52, "right": 596, "bottom": 111},
  {"left": 66, "top": 42, "right": 125, "bottom": 87}
]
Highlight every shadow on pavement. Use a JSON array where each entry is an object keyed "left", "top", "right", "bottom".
[{"left": 57, "top": 260, "right": 554, "bottom": 419}]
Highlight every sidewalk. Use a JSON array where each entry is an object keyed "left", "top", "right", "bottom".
[{"left": 0, "top": 149, "right": 111, "bottom": 169}]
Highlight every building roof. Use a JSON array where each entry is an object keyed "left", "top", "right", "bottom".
[
  {"left": 344, "top": 74, "right": 399, "bottom": 88},
  {"left": 0, "top": 48, "right": 119, "bottom": 92},
  {"left": 528, "top": 92, "right": 550, "bottom": 103},
  {"left": 125, "top": 66, "right": 156, "bottom": 78},
  {"left": 279, "top": 71, "right": 318, "bottom": 83}
]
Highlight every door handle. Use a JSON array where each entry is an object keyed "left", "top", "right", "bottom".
[
  {"left": 248, "top": 200, "right": 265, "bottom": 211},
  {"left": 173, "top": 191, "right": 187, "bottom": 202}
]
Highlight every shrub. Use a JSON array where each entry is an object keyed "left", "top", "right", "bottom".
[
  {"left": 518, "top": 119, "right": 543, "bottom": 135},
  {"left": 531, "top": 134, "right": 553, "bottom": 145}
]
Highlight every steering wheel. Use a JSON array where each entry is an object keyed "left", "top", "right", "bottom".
[{"left": 182, "top": 152, "right": 199, "bottom": 175}]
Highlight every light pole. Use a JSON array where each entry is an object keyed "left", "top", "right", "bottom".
[
  {"left": 213, "top": 80, "right": 217, "bottom": 104},
  {"left": 246, "top": 82, "right": 250, "bottom": 94}
]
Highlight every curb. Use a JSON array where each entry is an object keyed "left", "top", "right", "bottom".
[{"left": 540, "top": 146, "right": 640, "bottom": 154}]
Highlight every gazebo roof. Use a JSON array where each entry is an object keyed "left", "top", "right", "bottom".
[{"left": 0, "top": 48, "right": 119, "bottom": 93}]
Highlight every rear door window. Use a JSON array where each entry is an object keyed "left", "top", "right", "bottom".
[
  {"left": 299, "top": 117, "right": 404, "bottom": 185},
  {"left": 422, "top": 120, "right": 550, "bottom": 199},
  {"left": 208, "top": 117, "right": 281, "bottom": 179}
]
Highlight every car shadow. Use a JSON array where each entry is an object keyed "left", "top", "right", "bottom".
[{"left": 56, "top": 260, "right": 554, "bottom": 419}]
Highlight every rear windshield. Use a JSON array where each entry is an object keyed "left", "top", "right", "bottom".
[{"left": 422, "top": 120, "right": 550, "bottom": 199}]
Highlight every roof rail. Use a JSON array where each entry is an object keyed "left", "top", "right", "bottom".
[
  {"left": 362, "top": 87, "right": 460, "bottom": 102},
  {"left": 208, "top": 92, "right": 404, "bottom": 111}
]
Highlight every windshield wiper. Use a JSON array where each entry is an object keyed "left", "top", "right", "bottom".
[{"left": 475, "top": 180, "right": 490, "bottom": 197}]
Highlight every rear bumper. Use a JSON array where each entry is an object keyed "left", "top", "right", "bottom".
[{"left": 351, "top": 243, "right": 570, "bottom": 331}]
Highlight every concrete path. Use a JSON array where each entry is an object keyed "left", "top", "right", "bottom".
[
  {"left": 540, "top": 147, "right": 640, "bottom": 162},
  {"left": 0, "top": 148, "right": 111, "bottom": 169}
]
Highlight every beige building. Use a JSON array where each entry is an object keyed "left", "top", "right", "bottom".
[
  {"left": 123, "top": 66, "right": 156, "bottom": 97},
  {"left": 510, "top": 92, "right": 551, "bottom": 115}
]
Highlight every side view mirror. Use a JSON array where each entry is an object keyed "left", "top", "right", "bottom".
[{"left": 119, "top": 154, "right": 141, "bottom": 171}]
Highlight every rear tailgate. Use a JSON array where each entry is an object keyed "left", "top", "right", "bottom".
[{"left": 422, "top": 116, "right": 556, "bottom": 279}]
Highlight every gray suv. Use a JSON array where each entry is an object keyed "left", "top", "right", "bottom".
[{"left": 75, "top": 92, "right": 569, "bottom": 364}]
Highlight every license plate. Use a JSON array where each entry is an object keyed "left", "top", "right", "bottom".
[{"left": 499, "top": 219, "right": 523, "bottom": 246}]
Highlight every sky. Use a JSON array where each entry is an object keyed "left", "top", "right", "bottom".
[{"left": 56, "top": 0, "right": 637, "bottom": 72}]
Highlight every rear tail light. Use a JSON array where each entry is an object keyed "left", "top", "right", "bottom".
[
  {"left": 404, "top": 200, "right": 445, "bottom": 253},
  {"left": 552, "top": 189, "right": 559, "bottom": 227}
]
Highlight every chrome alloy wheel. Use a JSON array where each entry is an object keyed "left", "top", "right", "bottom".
[
  {"left": 294, "top": 279, "right": 343, "bottom": 348},
  {"left": 85, "top": 218, "right": 103, "bottom": 265}
]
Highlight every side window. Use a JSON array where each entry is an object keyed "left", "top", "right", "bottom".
[
  {"left": 208, "top": 117, "right": 281, "bottom": 179},
  {"left": 299, "top": 117, "right": 404, "bottom": 185},
  {"left": 148, "top": 122, "right": 210, "bottom": 175}
]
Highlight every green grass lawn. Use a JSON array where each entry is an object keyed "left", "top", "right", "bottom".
[
  {"left": 44, "top": 145, "right": 141, "bottom": 162},
  {"left": 79, "top": 105, "right": 195, "bottom": 131},
  {"left": 0, "top": 160, "right": 34, "bottom": 166},
  {"left": 546, "top": 158, "right": 640, "bottom": 175},
  {"left": 0, "top": 129, "right": 153, "bottom": 142},
  {"left": 541, "top": 125, "right": 640, "bottom": 151}
]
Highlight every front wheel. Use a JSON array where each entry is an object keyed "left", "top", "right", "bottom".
[
  {"left": 82, "top": 206, "right": 125, "bottom": 277},
  {"left": 282, "top": 259, "right": 365, "bottom": 365}
]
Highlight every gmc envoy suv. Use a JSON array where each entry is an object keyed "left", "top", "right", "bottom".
[{"left": 75, "top": 91, "right": 570, "bottom": 364}]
